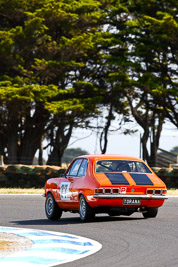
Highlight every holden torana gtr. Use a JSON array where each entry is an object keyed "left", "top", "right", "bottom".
[{"left": 44, "top": 154, "right": 167, "bottom": 222}]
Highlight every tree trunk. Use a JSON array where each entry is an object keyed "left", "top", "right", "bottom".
[
  {"left": 141, "top": 129, "right": 150, "bottom": 162},
  {"left": 38, "top": 135, "right": 43, "bottom": 165},
  {"left": 100, "top": 103, "right": 113, "bottom": 154},
  {"left": 149, "top": 113, "right": 164, "bottom": 166},
  {"left": 7, "top": 119, "right": 19, "bottom": 164},
  {"left": 47, "top": 120, "right": 74, "bottom": 166},
  {"left": 18, "top": 105, "right": 49, "bottom": 165},
  {"left": 0, "top": 134, "right": 5, "bottom": 159}
]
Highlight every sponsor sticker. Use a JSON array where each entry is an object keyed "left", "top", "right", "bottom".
[
  {"left": 120, "top": 187, "right": 127, "bottom": 194},
  {"left": 60, "top": 182, "right": 71, "bottom": 200}
]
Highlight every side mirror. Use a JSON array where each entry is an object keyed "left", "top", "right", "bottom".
[{"left": 61, "top": 173, "right": 66, "bottom": 178}]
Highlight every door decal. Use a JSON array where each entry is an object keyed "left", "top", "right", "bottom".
[{"left": 60, "top": 182, "right": 71, "bottom": 200}]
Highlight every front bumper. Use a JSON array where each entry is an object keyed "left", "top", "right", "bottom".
[{"left": 93, "top": 194, "right": 168, "bottom": 200}]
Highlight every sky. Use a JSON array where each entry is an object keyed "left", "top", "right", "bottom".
[
  {"left": 67, "top": 121, "right": 178, "bottom": 159},
  {"left": 42, "top": 119, "right": 178, "bottom": 162}
]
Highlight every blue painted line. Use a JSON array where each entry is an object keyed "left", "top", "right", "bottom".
[
  {"left": 0, "top": 227, "right": 102, "bottom": 266},
  {"left": 32, "top": 238, "right": 92, "bottom": 246},
  {"left": 21, "top": 232, "right": 92, "bottom": 245},
  {"left": 19, "top": 231, "right": 78, "bottom": 239},
  {"left": 28, "top": 247, "right": 90, "bottom": 254}
]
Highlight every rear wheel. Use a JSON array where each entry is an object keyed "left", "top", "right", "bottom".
[
  {"left": 79, "top": 195, "right": 95, "bottom": 222},
  {"left": 45, "top": 192, "right": 62, "bottom": 220},
  {"left": 143, "top": 207, "right": 158, "bottom": 218}
]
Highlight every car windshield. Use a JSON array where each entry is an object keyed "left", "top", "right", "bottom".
[{"left": 95, "top": 160, "right": 152, "bottom": 173}]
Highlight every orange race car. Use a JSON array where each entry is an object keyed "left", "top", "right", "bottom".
[{"left": 44, "top": 154, "right": 168, "bottom": 222}]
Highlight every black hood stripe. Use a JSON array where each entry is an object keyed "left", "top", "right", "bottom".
[
  {"left": 130, "top": 174, "right": 153, "bottom": 185},
  {"left": 105, "top": 173, "right": 129, "bottom": 185}
]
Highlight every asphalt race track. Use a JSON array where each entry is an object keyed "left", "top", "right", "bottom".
[{"left": 0, "top": 195, "right": 178, "bottom": 267}]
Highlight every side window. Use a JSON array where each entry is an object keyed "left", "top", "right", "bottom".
[
  {"left": 67, "top": 159, "right": 83, "bottom": 176},
  {"left": 78, "top": 159, "right": 88, "bottom": 177}
]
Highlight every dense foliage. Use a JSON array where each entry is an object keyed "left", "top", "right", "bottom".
[{"left": 0, "top": 0, "right": 177, "bottom": 166}]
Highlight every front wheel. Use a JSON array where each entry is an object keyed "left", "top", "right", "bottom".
[
  {"left": 79, "top": 195, "right": 95, "bottom": 222},
  {"left": 143, "top": 207, "right": 158, "bottom": 218},
  {"left": 45, "top": 192, "right": 62, "bottom": 220}
]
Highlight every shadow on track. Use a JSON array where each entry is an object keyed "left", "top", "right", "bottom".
[{"left": 11, "top": 215, "right": 144, "bottom": 226}]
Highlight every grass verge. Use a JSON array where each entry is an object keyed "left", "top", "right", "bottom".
[
  {"left": 167, "top": 189, "right": 178, "bottom": 195},
  {"left": 0, "top": 188, "right": 44, "bottom": 194}
]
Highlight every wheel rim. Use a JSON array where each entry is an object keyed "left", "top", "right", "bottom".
[
  {"left": 80, "top": 197, "right": 86, "bottom": 219},
  {"left": 46, "top": 196, "right": 53, "bottom": 216}
]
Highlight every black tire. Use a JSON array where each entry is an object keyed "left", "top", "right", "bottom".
[
  {"left": 45, "top": 192, "right": 62, "bottom": 220},
  {"left": 143, "top": 207, "right": 158, "bottom": 218},
  {"left": 79, "top": 195, "right": 95, "bottom": 222}
]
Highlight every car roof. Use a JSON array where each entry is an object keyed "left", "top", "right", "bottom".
[{"left": 77, "top": 154, "right": 142, "bottom": 162}]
